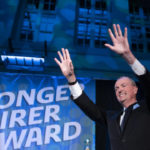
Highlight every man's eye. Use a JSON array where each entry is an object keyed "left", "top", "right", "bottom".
[{"left": 122, "top": 84, "right": 126, "bottom": 87}]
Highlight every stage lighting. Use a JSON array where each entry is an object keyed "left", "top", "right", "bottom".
[{"left": 1, "top": 55, "right": 45, "bottom": 71}]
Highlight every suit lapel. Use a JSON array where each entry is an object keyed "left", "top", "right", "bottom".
[
  {"left": 114, "top": 119, "right": 122, "bottom": 135},
  {"left": 121, "top": 106, "right": 141, "bottom": 137},
  {"left": 114, "top": 111, "right": 122, "bottom": 135}
]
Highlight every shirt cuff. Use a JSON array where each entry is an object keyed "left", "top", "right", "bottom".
[
  {"left": 129, "top": 59, "right": 146, "bottom": 76},
  {"left": 69, "top": 82, "right": 82, "bottom": 100}
]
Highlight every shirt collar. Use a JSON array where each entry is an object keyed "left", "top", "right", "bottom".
[{"left": 123, "top": 102, "right": 140, "bottom": 111}]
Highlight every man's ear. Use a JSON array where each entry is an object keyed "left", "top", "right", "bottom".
[{"left": 134, "top": 86, "right": 138, "bottom": 95}]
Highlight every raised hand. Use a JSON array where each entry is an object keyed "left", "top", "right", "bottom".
[
  {"left": 104, "top": 24, "right": 136, "bottom": 64},
  {"left": 54, "top": 48, "right": 76, "bottom": 83}
]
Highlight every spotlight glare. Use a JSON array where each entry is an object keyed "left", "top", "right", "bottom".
[{"left": 1, "top": 55, "right": 45, "bottom": 71}]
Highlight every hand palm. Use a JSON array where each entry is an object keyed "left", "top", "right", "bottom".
[
  {"left": 60, "top": 59, "right": 73, "bottom": 77},
  {"left": 105, "top": 25, "right": 130, "bottom": 55},
  {"left": 112, "top": 37, "right": 129, "bottom": 54},
  {"left": 54, "top": 49, "right": 74, "bottom": 78}
]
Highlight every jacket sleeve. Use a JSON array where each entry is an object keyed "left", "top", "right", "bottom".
[
  {"left": 137, "top": 69, "right": 150, "bottom": 109},
  {"left": 73, "top": 91, "right": 107, "bottom": 126}
]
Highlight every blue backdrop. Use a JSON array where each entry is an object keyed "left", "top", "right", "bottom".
[{"left": 0, "top": 73, "right": 95, "bottom": 150}]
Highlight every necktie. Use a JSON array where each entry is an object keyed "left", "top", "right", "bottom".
[{"left": 120, "top": 106, "right": 133, "bottom": 131}]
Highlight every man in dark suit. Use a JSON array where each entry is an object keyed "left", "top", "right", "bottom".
[{"left": 54, "top": 24, "right": 150, "bottom": 150}]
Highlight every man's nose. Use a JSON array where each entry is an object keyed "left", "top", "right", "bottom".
[{"left": 118, "top": 88, "right": 123, "bottom": 93}]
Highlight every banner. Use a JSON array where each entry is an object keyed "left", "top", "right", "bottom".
[{"left": 0, "top": 73, "right": 95, "bottom": 150}]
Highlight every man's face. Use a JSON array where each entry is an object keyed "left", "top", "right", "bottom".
[{"left": 114, "top": 77, "right": 138, "bottom": 106}]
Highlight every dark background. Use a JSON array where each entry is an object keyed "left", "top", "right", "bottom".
[{"left": 96, "top": 79, "right": 145, "bottom": 150}]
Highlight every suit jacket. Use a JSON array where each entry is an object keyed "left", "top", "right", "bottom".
[{"left": 73, "top": 70, "right": 150, "bottom": 150}]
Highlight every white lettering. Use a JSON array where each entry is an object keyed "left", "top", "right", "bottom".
[
  {"left": 56, "top": 85, "right": 69, "bottom": 101},
  {"left": 37, "top": 87, "right": 54, "bottom": 104},
  {"left": 25, "top": 128, "right": 42, "bottom": 147},
  {"left": 0, "top": 92, "right": 15, "bottom": 109},
  {"left": 0, "top": 129, "right": 27, "bottom": 150},
  {"left": 9, "top": 109, "right": 26, "bottom": 128},
  {"left": 28, "top": 106, "right": 44, "bottom": 125},
  {"left": 44, "top": 105, "right": 60, "bottom": 123},
  {"left": 0, "top": 111, "right": 8, "bottom": 129},
  {"left": 45, "top": 125, "right": 61, "bottom": 144},
  {"left": 16, "top": 89, "right": 36, "bottom": 107},
  {"left": 63, "top": 122, "right": 81, "bottom": 141}
]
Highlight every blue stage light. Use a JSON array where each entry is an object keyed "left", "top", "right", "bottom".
[{"left": 1, "top": 55, "right": 45, "bottom": 71}]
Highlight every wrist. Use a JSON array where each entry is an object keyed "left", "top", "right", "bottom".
[
  {"left": 66, "top": 74, "right": 76, "bottom": 83},
  {"left": 68, "top": 79, "right": 77, "bottom": 85},
  {"left": 121, "top": 50, "right": 136, "bottom": 64}
]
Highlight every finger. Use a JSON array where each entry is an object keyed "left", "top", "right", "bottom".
[
  {"left": 124, "top": 27, "right": 127, "bottom": 38},
  {"left": 57, "top": 51, "right": 64, "bottom": 62},
  {"left": 62, "top": 48, "right": 67, "bottom": 60},
  {"left": 117, "top": 24, "right": 122, "bottom": 36},
  {"left": 108, "top": 28, "right": 116, "bottom": 43},
  {"left": 65, "top": 49, "right": 71, "bottom": 60},
  {"left": 113, "top": 24, "right": 119, "bottom": 37},
  {"left": 104, "top": 43, "right": 114, "bottom": 51},
  {"left": 54, "top": 58, "right": 61, "bottom": 66}
]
